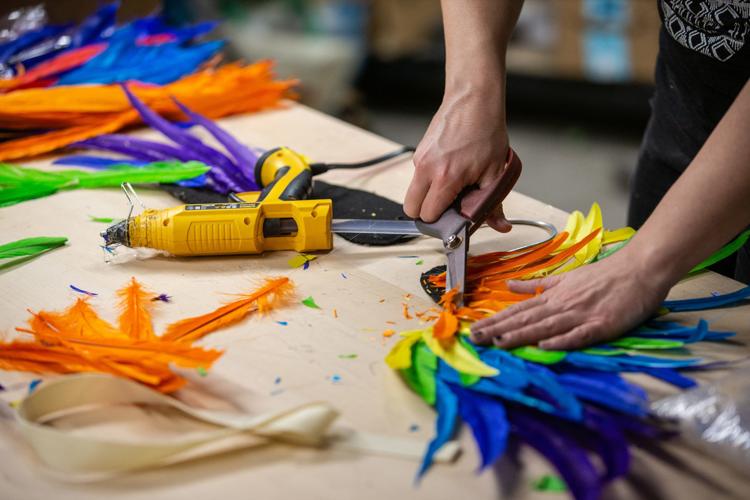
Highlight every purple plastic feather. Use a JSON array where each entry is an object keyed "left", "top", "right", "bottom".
[
  {"left": 171, "top": 97, "right": 259, "bottom": 185},
  {"left": 508, "top": 406, "right": 602, "bottom": 500},
  {"left": 72, "top": 136, "right": 164, "bottom": 162},
  {"left": 120, "top": 84, "right": 249, "bottom": 191}
]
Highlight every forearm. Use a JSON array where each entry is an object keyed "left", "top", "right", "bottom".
[
  {"left": 441, "top": 0, "right": 523, "bottom": 94},
  {"left": 627, "top": 79, "right": 750, "bottom": 285}
]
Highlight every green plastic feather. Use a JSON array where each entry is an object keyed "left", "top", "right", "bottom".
[
  {"left": 609, "top": 337, "right": 684, "bottom": 350},
  {"left": 690, "top": 229, "right": 750, "bottom": 274},
  {"left": 0, "top": 236, "right": 68, "bottom": 270},
  {"left": 511, "top": 346, "right": 567, "bottom": 365},
  {"left": 0, "top": 161, "right": 209, "bottom": 207}
]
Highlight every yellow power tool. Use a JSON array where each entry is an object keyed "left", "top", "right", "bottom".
[{"left": 102, "top": 147, "right": 333, "bottom": 256}]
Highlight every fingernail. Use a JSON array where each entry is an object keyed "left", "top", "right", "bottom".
[
  {"left": 492, "top": 337, "right": 508, "bottom": 349},
  {"left": 471, "top": 329, "right": 484, "bottom": 341}
]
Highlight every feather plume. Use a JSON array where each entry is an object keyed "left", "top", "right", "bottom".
[
  {"left": 2, "top": 276, "right": 293, "bottom": 393},
  {"left": 162, "top": 277, "right": 295, "bottom": 343},
  {"left": 117, "top": 277, "right": 157, "bottom": 340}
]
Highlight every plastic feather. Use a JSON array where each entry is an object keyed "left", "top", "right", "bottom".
[
  {"left": 388, "top": 204, "right": 750, "bottom": 494},
  {"left": 663, "top": 285, "right": 750, "bottom": 312},
  {"left": 508, "top": 406, "right": 602, "bottom": 500},
  {"left": 450, "top": 384, "right": 509, "bottom": 471},
  {"left": 0, "top": 61, "right": 296, "bottom": 161},
  {"left": 161, "top": 277, "right": 295, "bottom": 343},
  {"left": 417, "top": 379, "right": 459, "bottom": 480},
  {"left": 0, "top": 161, "right": 209, "bottom": 206},
  {"left": 0, "top": 236, "right": 67, "bottom": 270},
  {"left": 171, "top": 97, "right": 258, "bottom": 183},
  {"left": 2, "top": 276, "right": 296, "bottom": 392},
  {"left": 117, "top": 277, "right": 156, "bottom": 341}
]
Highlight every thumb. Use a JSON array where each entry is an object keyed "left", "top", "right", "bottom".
[
  {"left": 508, "top": 274, "right": 561, "bottom": 294},
  {"left": 486, "top": 205, "right": 511, "bottom": 233}
]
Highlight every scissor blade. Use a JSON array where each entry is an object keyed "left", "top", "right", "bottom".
[
  {"left": 445, "top": 225, "right": 468, "bottom": 306},
  {"left": 331, "top": 219, "right": 422, "bottom": 235}
]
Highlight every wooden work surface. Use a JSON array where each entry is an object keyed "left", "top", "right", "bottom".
[{"left": 1, "top": 104, "right": 749, "bottom": 499}]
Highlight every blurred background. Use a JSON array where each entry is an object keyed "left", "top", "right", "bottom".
[{"left": 3, "top": 0, "right": 660, "bottom": 227}]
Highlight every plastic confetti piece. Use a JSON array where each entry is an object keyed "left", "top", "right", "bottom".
[
  {"left": 28, "top": 379, "right": 42, "bottom": 394},
  {"left": 274, "top": 376, "right": 282, "bottom": 384},
  {"left": 330, "top": 374, "right": 342, "bottom": 383},
  {"left": 416, "top": 260, "right": 424, "bottom": 265},
  {"left": 288, "top": 253, "right": 317, "bottom": 269},
  {"left": 276, "top": 321, "right": 288, "bottom": 326},
  {"left": 69, "top": 285, "right": 98, "bottom": 296},
  {"left": 332, "top": 308, "right": 338, "bottom": 318},
  {"left": 403, "top": 303, "right": 414, "bottom": 319},
  {"left": 197, "top": 367, "right": 208, "bottom": 377},
  {"left": 301, "top": 296, "right": 321, "bottom": 309},
  {"left": 338, "top": 354, "right": 358, "bottom": 359},
  {"left": 532, "top": 474, "right": 568, "bottom": 493},
  {"left": 341, "top": 273, "right": 348, "bottom": 279},
  {"left": 88, "top": 215, "right": 116, "bottom": 223},
  {"left": 382, "top": 329, "right": 396, "bottom": 338}
]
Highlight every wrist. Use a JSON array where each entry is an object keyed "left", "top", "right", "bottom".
[{"left": 617, "top": 235, "right": 687, "bottom": 292}]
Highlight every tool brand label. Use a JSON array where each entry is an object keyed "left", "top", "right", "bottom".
[{"left": 185, "top": 203, "right": 259, "bottom": 211}]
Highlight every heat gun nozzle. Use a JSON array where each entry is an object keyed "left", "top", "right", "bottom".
[{"left": 101, "top": 219, "right": 130, "bottom": 247}]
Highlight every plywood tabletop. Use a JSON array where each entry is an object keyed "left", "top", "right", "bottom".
[{"left": 1, "top": 103, "right": 748, "bottom": 500}]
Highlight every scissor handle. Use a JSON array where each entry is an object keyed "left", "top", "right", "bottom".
[{"left": 459, "top": 147, "right": 522, "bottom": 234}]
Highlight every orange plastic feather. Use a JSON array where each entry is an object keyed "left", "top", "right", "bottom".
[
  {"left": 117, "top": 277, "right": 156, "bottom": 341},
  {"left": 161, "top": 277, "right": 295, "bottom": 343},
  {"left": 1, "top": 276, "right": 295, "bottom": 393},
  {"left": 0, "top": 61, "right": 296, "bottom": 161}
]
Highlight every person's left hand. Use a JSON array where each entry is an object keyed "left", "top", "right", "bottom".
[{"left": 469, "top": 249, "right": 673, "bottom": 350}]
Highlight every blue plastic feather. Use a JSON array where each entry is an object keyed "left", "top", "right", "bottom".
[
  {"left": 417, "top": 379, "right": 459, "bottom": 480},
  {"left": 53, "top": 156, "right": 150, "bottom": 169},
  {"left": 663, "top": 285, "right": 750, "bottom": 312},
  {"left": 639, "top": 367, "right": 697, "bottom": 389},
  {"left": 450, "top": 384, "right": 509, "bottom": 471}
]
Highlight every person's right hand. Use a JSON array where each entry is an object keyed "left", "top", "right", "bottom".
[{"left": 403, "top": 85, "right": 511, "bottom": 232}]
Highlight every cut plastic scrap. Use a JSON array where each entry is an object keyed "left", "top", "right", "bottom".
[
  {"left": 69, "top": 285, "right": 97, "bottom": 296},
  {"left": 88, "top": 215, "right": 117, "bottom": 223},
  {"left": 382, "top": 329, "right": 396, "bottom": 338},
  {"left": 301, "top": 296, "right": 321, "bottom": 309},
  {"left": 338, "top": 354, "right": 357, "bottom": 359},
  {"left": 662, "top": 286, "right": 750, "bottom": 312},
  {"left": 422, "top": 328, "right": 498, "bottom": 377},
  {"left": 532, "top": 474, "right": 568, "bottom": 493},
  {"left": 288, "top": 253, "right": 317, "bottom": 269}
]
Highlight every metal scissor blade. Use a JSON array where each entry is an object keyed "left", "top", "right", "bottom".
[
  {"left": 330, "top": 219, "right": 422, "bottom": 235},
  {"left": 445, "top": 225, "right": 468, "bottom": 306}
]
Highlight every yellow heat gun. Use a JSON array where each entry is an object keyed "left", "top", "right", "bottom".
[{"left": 102, "top": 147, "right": 334, "bottom": 256}]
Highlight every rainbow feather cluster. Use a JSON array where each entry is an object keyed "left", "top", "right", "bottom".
[{"left": 388, "top": 211, "right": 750, "bottom": 499}]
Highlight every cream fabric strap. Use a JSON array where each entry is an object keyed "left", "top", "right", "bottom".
[{"left": 15, "top": 373, "right": 460, "bottom": 479}]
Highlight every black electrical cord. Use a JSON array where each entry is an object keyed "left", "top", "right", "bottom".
[{"left": 309, "top": 145, "right": 415, "bottom": 176}]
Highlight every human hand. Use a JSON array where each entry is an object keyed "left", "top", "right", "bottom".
[
  {"left": 403, "top": 86, "right": 511, "bottom": 232},
  {"left": 469, "top": 248, "right": 674, "bottom": 350}
]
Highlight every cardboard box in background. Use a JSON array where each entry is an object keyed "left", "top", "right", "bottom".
[{"left": 553, "top": 0, "right": 660, "bottom": 83}]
